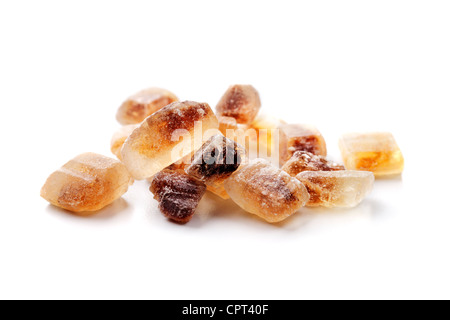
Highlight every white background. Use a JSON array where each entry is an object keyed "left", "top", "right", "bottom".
[{"left": 1, "top": 0, "right": 449, "bottom": 300}]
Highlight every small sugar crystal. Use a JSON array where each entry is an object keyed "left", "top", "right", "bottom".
[
  {"left": 296, "top": 171, "right": 374, "bottom": 208},
  {"left": 186, "top": 134, "right": 244, "bottom": 200},
  {"left": 150, "top": 169, "right": 206, "bottom": 223},
  {"left": 224, "top": 159, "right": 310, "bottom": 223},
  {"left": 339, "top": 132, "right": 404, "bottom": 177},
  {"left": 116, "top": 87, "right": 178, "bottom": 125},
  {"left": 216, "top": 85, "right": 261, "bottom": 124},
  {"left": 279, "top": 124, "right": 327, "bottom": 164}
]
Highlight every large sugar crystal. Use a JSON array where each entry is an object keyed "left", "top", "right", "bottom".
[
  {"left": 224, "top": 159, "right": 310, "bottom": 223},
  {"left": 296, "top": 171, "right": 374, "bottom": 208},
  {"left": 186, "top": 134, "right": 244, "bottom": 199},
  {"left": 121, "top": 101, "right": 219, "bottom": 180},
  {"left": 216, "top": 84, "right": 261, "bottom": 124},
  {"left": 40, "top": 153, "right": 134, "bottom": 213},
  {"left": 110, "top": 124, "right": 139, "bottom": 160},
  {"left": 279, "top": 124, "right": 327, "bottom": 164},
  {"left": 150, "top": 169, "right": 206, "bottom": 223},
  {"left": 339, "top": 132, "right": 404, "bottom": 177},
  {"left": 116, "top": 87, "right": 178, "bottom": 125},
  {"left": 282, "top": 151, "right": 345, "bottom": 177}
]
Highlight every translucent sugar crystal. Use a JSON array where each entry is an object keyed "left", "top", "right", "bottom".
[
  {"left": 224, "top": 159, "right": 310, "bottom": 223},
  {"left": 150, "top": 169, "right": 206, "bottom": 223},
  {"left": 121, "top": 101, "right": 219, "bottom": 180},
  {"left": 282, "top": 151, "right": 345, "bottom": 177},
  {"left": 116, "top": 87, "right": 178, "bottom": 125},
  {"left": 249, "top": 114, "right": 286, "bottom": 157},
  {"left": 40, "top": 153, "right": 134, "bottom": 213},
  {"left": 110, "top": 124, "right": 139, "bottom": 160},
  {"left": 216, "top": 84, "right": 261, "bottom": 124},
  {"left": 296, "top": 171, "right": 374, "bottom": 208},
  {"left": 279, "top": 124, "right": 327, "bottom": 164},
  {"left": 339, "top": 132, "right": 404, "bottom": 177},
  {"left": 185, "top": 134, "right": 244, "bottom": 200}
]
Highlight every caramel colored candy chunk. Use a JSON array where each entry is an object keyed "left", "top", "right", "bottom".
[
  {"left": 216, "top": 85, "right": 261, "bottom": 124},
  {"left": 110, "top": 124, "right": 139, "bottom": 160},
  {"left": 186, "top": 134, "right": 244, "bottom": 200},
  {"left": 279, "top": 124, "right": 327, "bottom": 164},
  {"left": 40, "top": 153, "right": 134, "bottom": 213},
  {"left": 296, "top": 171, "right": 374, "bottom": 208},
  {"left": 282, "top": 151, "right": 345, "bottom": 177},
  {"left": 339, "top": 132, "right": 404, "bottom": 177},
  {"left": 150, "top": 169, "right": 206, "bottom": 224},
  {"left": 121, "top": 101, "right": 219, "bottom": 180},
  {"left": 116, "top": 87, "right": 178, "bottom": 125},
  {"left": 225, "top": 159, "right": 310, "bottom": 223}
]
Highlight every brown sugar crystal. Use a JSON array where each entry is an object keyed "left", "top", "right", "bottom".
[
  {"left": 121, "top": 101, "right": 219, "bottom": 180},
  {"left": 279, "top": 124, "right": 327, "bottom": 164},
  {"left": 150, "top": 169, "right": 207, "bottom": 223},
  {"left": 116, "top": 87, "right": 178, "bottom": 125},
  {"left": 216, "top": 85, "right": 261, "bottom": 124},
  {"left": 224, "top": 159, "right": 310, "bottom": 223},
  {"left": 41, "top": 153, "right": 134, "bottom": 213},
  {"left": 185, "top": 134, "right": 244, "bottom": 199}
]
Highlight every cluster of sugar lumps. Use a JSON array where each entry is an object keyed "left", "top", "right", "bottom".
[{"left": 41, "top": 84, "right": 404, "bottom": 224}]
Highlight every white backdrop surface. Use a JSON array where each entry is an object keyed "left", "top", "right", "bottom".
[{"left": 0, "top": 1, "right": 449, "bottom": 299}]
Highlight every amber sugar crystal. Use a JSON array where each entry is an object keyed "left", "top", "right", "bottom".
[
  {"left": 339, "top": 132, "right": 404, "bottom": 177},
  {"left": 224, "top": 159, "right": 310, "bottom": 223},
  {"left": 216, "top": 85, "right": 261, "bottom": 124},
  {"left": 116, "top": 87, "right": 178, "bottom": 125},
  {"left": 41, "top": 153, "right": 134, "bottom": 213},
  {"left": 121, "top": 101, "right": 219, "bottom": 180},
  {"left": 279, "top": 124, "right": 327, "bottom": 165},
  {"left": 186, "top": 134, "right": 244, "bottom": 200},
  {"left": 282, "top": 151, "right": 345, "bottom": 177},
  {"left": 150, "top": 169, "right": 206, "bottom": 224}
]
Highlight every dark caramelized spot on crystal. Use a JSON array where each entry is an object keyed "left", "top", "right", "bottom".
[
  {"left": 150, "top": 169, "right": 206, "bottom": 223},
  {"left": 146, "top": 101, "right": 210, "bottom": 140},
  {"left": 290, "top": 136, "right": 321, "bottom": 156},
  {"left": 301, "top": 176, "right": 338, "bottom": 206},
  {"left": 187, "top": 135, "right": 243, "bottom": 183},
  {"left": 283, "top": 151, "right": 345, "bottom": 177}
]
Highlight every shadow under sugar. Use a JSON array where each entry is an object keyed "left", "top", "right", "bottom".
[{"left": 45, "top": 198, "right": 131, "bottom": 221}]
